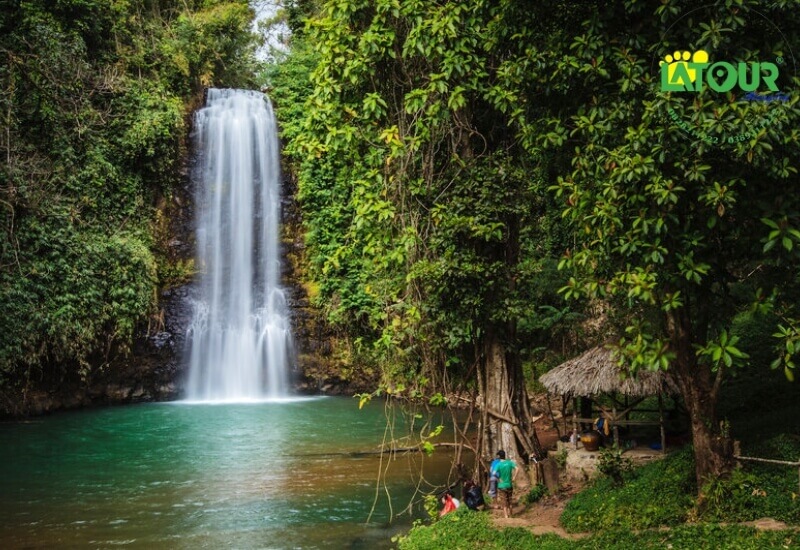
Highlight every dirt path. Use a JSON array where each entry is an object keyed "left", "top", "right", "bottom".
[
  {"left": 491, "top": 494, "right": 795, "bottom": 539},
  {"left": 491, "top": 488, "right": 794, "bottom": 540},
  {"left": 486, "top": 412, "right": 586, "bottom": 537},
  {"left": 490, "top": 481, "right": 588, "bottom": 539}
]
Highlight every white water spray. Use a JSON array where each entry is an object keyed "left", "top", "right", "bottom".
[{"left": 185, "top": 88, "right": 292, "bottom": 401}]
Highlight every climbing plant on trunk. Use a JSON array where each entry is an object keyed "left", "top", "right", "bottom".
[{"left": 270, "top": 0, "right": 567, "bottom": 470}]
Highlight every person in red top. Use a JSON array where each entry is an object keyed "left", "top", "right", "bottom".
[{"left": 439, "top": 490, "right": 460, "bottom": 516}]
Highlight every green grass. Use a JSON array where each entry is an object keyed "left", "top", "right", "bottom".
[
  {"left": 395, "top": 509, "right": 798, "bottom": 549},
  {"left": 394, "top": 510, "right": 565, "bottom": 550},
  {"left": 699, "top": 434, "right": 800, "bottom": 525},
  {"left": 560, "top": 447, "right": 696, "bottom": 532},
  {"left": 398, "top": 434, "right": 800, "bottom": 548},
  {"left": 560, "top": 434, "right": 800, "bottom": 533},
  {"left": 589, "top": 525, "right": 798, "bottom": 549}
]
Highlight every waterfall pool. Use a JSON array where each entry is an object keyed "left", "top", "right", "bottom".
[{"left": 0, "top": 397, "right": 456, "bottom": 549}]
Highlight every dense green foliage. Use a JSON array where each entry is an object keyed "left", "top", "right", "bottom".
[
  {"left": 268, "top": 0, "right": 581, "bottom": 403},
  {"left": 535, "top": 4, "right": 800, "bottom": 481},
  {"left": 269, "top": 0, "right": 800, "bottom": 484},
  {"left": 397, "top": 507, "right": 798, "bottom": 549},
  {"left": 0, "top": 0, "right": 258, "bottom": 387},
  {"left": 562, "top": 435, "right": 800, "bottom": 533},
  {"left": 539, "top": 1, "right": 800, "bottom": 378}
]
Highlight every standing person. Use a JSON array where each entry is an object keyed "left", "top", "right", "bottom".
[
  {"left": 495, "top": 450, "right": 518, "bottom": 518},
  {"left": 488, "top": 451, "right": 503, "bottom": 499}
]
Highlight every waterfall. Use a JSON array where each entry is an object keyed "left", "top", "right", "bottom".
[{"left": 185, "top": 88, "right": 292, "bottom": 401}]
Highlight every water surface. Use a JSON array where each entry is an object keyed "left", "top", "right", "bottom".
[{"left": 0, "top": 398, "right": 453, "bottom": 548}]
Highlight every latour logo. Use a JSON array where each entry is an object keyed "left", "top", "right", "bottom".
[
  {"left": 653, "top": 6, "right": 796, "bottom": 149},
  {"left": 660, "top": 49, "right": 780, "bottom": 93}
]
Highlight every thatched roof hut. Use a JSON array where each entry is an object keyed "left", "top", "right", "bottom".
[{"left": 540, "top": 346, "right": 679, "bottom": 398}]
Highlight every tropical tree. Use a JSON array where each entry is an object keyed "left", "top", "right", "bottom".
[
  {"left": 272, "top": 0, "right": 800, "bottom": 491},
  {"left": 523, "top": 0, "right": 800, "bottom": 486},
  {"left": 269, "top": 0, "right": 577, "bottom": 469}
]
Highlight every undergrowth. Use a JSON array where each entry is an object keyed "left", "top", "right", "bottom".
[
  {"left": 521, "top": 483, "right": 548, "bottom": 505},
  {"left": 561, "top": 446, "right": 696, "bottom": 532},
  {"left": 561, "top": 435, "right": 800, "bottom": 532},
  {"left": 561, "top": 435, "right": 800, "bottom": 533},
  {"left": 398, "top": 435, "right": 800, "bottom": 548},
  {"left": 698, "top": 434, "right": 800, "bottom": 524},
  {"left": 394, "top": 510, "right": 555, "bottom": 550},
  {"left": 395, "top": 509, "right": 797, "bottom": 549}
]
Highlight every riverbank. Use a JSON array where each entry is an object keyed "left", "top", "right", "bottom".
[
  {"left": 397, "top": 434, "right": 800, "bottom": 549},
  {"left": 397, "top": 509, "right": 798, "bottom": 549}
]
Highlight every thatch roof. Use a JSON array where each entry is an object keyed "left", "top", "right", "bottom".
[{"left": 539, "top": 346, "right": 679, "bottom": 397}]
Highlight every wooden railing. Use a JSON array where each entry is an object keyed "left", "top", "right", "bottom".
[{"left": 734, "top": 454, "right": 800, "bottom": 493}]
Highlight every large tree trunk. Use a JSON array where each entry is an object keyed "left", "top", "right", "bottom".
[
  {"left": 679, "top": 370, "right": 734, "bottom": 487},
  {"left": 473, "top": 197, "right": 543, "bottom": 484},
  {"left": 479, "top": 327, "right": 541, "bottom": 491},
  {"left": 667, "top": 308, "right": 733, "bottom": 490}
]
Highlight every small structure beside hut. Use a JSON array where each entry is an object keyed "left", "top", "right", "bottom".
[{"left": 540, "top": 346, "right": 681, "bottom": 480}]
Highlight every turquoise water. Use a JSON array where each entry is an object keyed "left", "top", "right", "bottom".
[{"left": 0, "top": 398, "right": 454, "bottom": 549}]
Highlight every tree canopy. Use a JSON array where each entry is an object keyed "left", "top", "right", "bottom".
[{"left": 268, "top": 0, "right": 800, "bottom": 486}]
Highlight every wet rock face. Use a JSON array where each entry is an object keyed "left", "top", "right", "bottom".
[
  {"left": 107, "top": 282, "right": 198, "bottom": 402},
  {"left": 0, "top": 129, "right": 372, "bottom": 418},
  {"left": 280, "top": 168, "right": 331, "bottom": 392},
  {"left": 280, "top": 166, "right": 378, "bottom": 396}
]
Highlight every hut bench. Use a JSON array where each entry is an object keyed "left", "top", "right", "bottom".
[{"left": 540, "top": 346, "right": 680, "bottom": 451}]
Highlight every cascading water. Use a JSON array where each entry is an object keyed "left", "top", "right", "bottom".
[{"left": 185, "top": 88, "right": 292, "bottom": 402}]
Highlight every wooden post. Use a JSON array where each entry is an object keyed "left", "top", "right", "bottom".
[
  {"left": 530, "top": 462, "right": 542, "bottom": 486},
  {"left": 658, "top": 393, "right": 666, "bottom": 455},
  {"left": 572, "top": 396, "right": 578, "bottom": 437}
]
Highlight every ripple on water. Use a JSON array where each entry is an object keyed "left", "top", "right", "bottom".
[{"left": 0, "top": 398, "right": 458, "bottom": 549}]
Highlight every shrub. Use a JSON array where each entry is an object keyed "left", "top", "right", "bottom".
[
  {"left": 596, "top": 447, "right": 633, "bottom": 487},
  {"left": 522, "top": 483, "right": 548, "bottom": 505},
  {"left": 555, "top": 448, "right": 568, "bottom": 470}
]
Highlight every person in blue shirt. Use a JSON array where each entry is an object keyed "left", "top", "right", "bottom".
[{"left": 488, "top": 450, "right": 503, "bottom": 498}]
